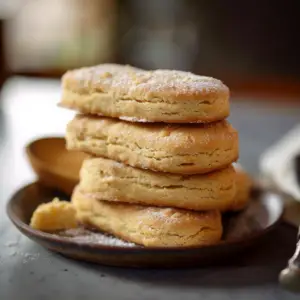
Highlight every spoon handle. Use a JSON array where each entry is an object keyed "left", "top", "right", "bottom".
[{"left": 279, "top": 227, "right": 300, "bottom": 292}]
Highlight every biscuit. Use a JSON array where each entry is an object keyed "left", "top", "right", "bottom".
[
  {"left": 78, "top": 157, "right": 236, "bottom": 211},
  {"left": 72, "top": 187, "right": 222, "bottom": 247},
  {"left": 66, "top": 115, "right": 239, "bottom": 174},
  {"left": 59, "top": 64, "right": 230, "bottom": 123},
  {"left": 30, "top": 198, "right": 77, "bottom": 231},
  {"left": 229, "top": 164, "right": 252, "bottom": 211}
]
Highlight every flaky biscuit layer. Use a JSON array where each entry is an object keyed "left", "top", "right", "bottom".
[
  {"left": 60, "top": 64, "right": 230, "bottom": 123},
  {"left": 66, "top": 115, "right": 238, "bottom": 174},
  {"left": 72, "top": 187, "right": 222, "bottom": 247},
  {"left": 78, "top": 157, "right": 236, "bottom": 211}
]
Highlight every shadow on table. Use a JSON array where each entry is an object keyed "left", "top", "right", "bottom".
[
  {"left": 64, "top": 225, "right": 297, "bottom": 289},
  {"left": 6, "top": 224, "right": 297, "bottom": 292}
]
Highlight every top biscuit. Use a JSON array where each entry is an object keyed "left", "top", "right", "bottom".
[{"left": 59, "top": 64, "right": 230, "bottom": 123}]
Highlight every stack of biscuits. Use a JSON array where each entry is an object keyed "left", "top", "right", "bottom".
[{"left": 59, "top": 64, "right": 246, "bottom": 247}]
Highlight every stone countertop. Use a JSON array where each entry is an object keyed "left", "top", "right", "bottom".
[{"left": 1, "top": 77, "right": 300, "bottom": 300}]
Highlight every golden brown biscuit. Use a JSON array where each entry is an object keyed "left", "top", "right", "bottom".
[
  {"left": 72, "top": 187, "right": 222, "bottom": 247},
  {"left": 66, "top": 115, "right": 238, "bottom": 174},
  {"left": 59, "top": 64, "right": 230, "bottom": 123},
  {"left": 78, "top": 157, "right": 236, "bottom": 211},
  {"left": 30, "top": 198, "right": 77, "bottom": 231},
  {"left": 229, "top": 164, "right": 252, "bottom": 211}
]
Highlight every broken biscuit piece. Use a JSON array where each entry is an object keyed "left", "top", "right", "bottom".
[{"left": 30, "top": 198, "right": 77, "bottom": 231}]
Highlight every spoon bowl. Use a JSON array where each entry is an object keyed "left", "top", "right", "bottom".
[{"left": 26, "top": 137, "right": 87, "bottom": 195}]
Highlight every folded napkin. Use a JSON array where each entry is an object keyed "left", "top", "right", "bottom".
[{"left": 260, "top": 124, "right": 300, "bottom": 227}]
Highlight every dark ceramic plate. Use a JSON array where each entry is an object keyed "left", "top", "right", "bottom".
[{"left": 7, "top": 182, "right": 284, "bottom": 268}]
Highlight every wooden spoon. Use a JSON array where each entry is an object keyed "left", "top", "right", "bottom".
[{"left": 26, "top": 137, "right": 87, "bottom": 195}]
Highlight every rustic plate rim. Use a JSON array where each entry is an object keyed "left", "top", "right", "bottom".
[{"left": 7, "top": 182, "right": 284, "bottom": 253}]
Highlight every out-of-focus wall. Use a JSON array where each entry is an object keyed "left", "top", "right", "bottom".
[
  {"left": 119, "top": 0, "right": 300, "bottom": 80},
  {"left": 0, "top": 0, "right": 300, "bottom": 97},
  {"left": 2, "top": 0, "right": 117, "bottom": 74}
]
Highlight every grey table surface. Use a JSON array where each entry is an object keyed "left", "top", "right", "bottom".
[{"left": 1, "top": 77, "right": 300, "bottom": 299}]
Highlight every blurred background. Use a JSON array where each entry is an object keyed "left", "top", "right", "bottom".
[
  {"left": 1, "top": 0, "right": 300, "bottom": 184},
  {"left": 0, "top": 0, "right": 300, "bottom": 99}
]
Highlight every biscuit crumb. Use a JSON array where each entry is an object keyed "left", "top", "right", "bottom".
[{"left": 30, "top": 198, "right": 78, "bottom": 232}]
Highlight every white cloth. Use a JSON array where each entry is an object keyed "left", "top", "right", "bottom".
[
  {"left": 260, "top": 125, "right": 300, "bottom": 226},
  {"left": 260, "top": 124, "right": 300, "bottom": 200}
]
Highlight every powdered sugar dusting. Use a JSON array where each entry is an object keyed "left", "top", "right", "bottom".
[
  {"left": 112, "top": 160, "right": 125, "bottom": 168},
  {"left": 119, "top": 116, "right": 151, "bottom": 123},
  {"left": 4, "top": 241, "right": 41, "bottom": 263},
  {"left": 142, "top": 70, "right": 228, "bottom": 95},
  {"left": 69, "top": 64, "right": 228, "bottom": 98},
  {"left": 145, "top": 208, "right": 180, "bottom": 224},
  {"left": 22, "top": 253, "right": 40, "bottom": 264},
  {"left": 58, "top": 228, "right": 136, "bottom": 247}
]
